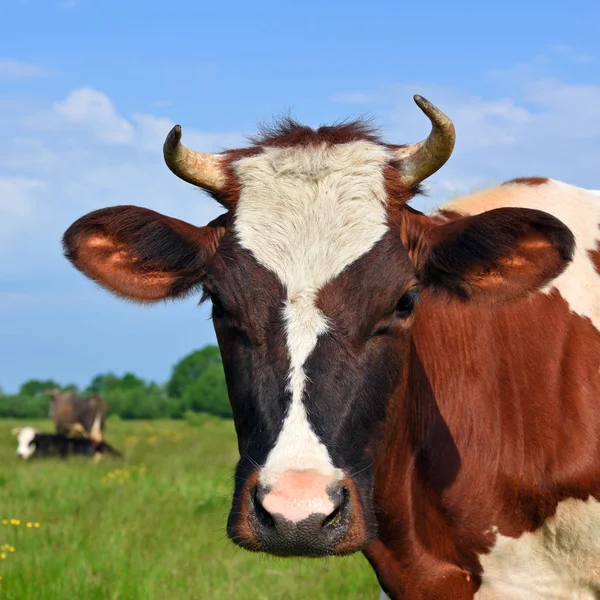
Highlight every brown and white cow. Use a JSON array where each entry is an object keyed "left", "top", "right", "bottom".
[
  {"left": 46, "top": 389, "right": 107, "bottom": 442},
  {"left": 61, "top": 95, "right": 600, "bottom": 599}
]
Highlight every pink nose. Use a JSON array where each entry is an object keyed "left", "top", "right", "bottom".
[{"left": 259, "top": 469, "right": 340, "bottom": 523}]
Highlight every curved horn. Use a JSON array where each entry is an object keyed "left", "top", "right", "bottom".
[
  {"left": 163, "top": 125, "right": 226, "bottom": 193},
  {"left": 395, "top": 95, "right": 456, "bottom": 186}
]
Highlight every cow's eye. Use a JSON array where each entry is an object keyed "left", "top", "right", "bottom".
[
  {"left": 209, "top": 294, "right": 226, "bottom": 319},
  {"left": 396, "top": 292, "right": 416, "bottom": 318}
]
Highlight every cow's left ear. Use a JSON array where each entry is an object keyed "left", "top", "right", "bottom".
[
  {"left": 414, "top": 207, "right": 575, "bottom": 304},
  {"left": 11, "top": 428, "right": 22, "bottom": 436}
]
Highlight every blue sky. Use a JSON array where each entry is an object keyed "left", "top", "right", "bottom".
[{"left": 1, "top": 0, "right": 599, "bottom": 392}]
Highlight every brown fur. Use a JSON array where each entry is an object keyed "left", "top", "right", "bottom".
[
  {"left": 502, "top": 176, "right": 549, "bottom": 187},
  {"left": 248, "top": 116, "right": 383, "bottom": 148},
  {"left": 63, "top": 207, "right": 227, "bottom": 302},
  {"left": 366, "top": 289, "right": 600, "bottom": 598},
  {"left": 589, "top": 240, "right": 600, "bottom": 277}
]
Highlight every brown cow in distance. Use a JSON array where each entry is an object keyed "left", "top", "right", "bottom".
[
  {"left": 46, "top": 390, "right": 107, "bottom": 442},
  {"left": 61, "top": 95, "right": 600, "bottom": 599}
]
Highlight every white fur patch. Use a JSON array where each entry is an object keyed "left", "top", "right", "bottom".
[
  {"left": 90, "top": 410, "right": 103, "bottom": 442},
  {"left": 232, "top": 141, "right": 391, "bottom": 487},
  {"left": 16, "top": 426, "right": 37, "bottom": 459},
  {"left": 476, "top": 497, "right": 600, "bottom": 599},
  {"left": 440, "top": 179, "right": 600, "bottom": 331}
]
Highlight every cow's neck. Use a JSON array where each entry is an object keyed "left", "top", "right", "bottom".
[{"left": 365, "top": 288, "right": 600, "bottom": 598}]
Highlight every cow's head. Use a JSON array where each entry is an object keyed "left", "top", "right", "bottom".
[
  {"left": 62, "top": 96, "right": 574, "bottom": 557},
  {"left": 13, "top": 427, "right": 38, "bottom": 459}
]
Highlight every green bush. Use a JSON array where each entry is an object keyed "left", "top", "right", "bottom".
[
  {"left": 183, "top": 410, "right": 213, "bottom": 427},
  {"left": 0, "top": 394, "right": 49, "bottom": 419},
  {"left": 167, "top": 346, "right": 222, "bottom": 399},
  {"left": 18, "top": 379, "right": 62, "bottom": 397},
  {"left": 181, "top": 362, "right": 232, "bottom": 419},
  {"left": 104, "top": 383, "right": 172, "bottom": 420}
]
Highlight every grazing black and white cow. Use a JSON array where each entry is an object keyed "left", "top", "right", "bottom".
[{"left": 13, "top": 426, "right": 121, "bottom": 459}]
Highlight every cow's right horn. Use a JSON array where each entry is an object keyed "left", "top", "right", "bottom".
[{"left": 163, "top": 125, "right": 226, "bottom": 194}]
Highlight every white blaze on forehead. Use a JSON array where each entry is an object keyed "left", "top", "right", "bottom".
[
  {"left": 16, "top": 426, "right": 36, "bottom": 459},
  {"left": 233, "top": 140, "right": 391, "bottom": 485},
  {"left": 476, "top": 497, "right": 600, "bottom": 599},
  {"left": 440, "top": 179, "right": 600, "bottom": 331}
]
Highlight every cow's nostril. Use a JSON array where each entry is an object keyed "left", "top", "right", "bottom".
[
  {"left": 321, "top": 486, "right": 349, "bottom": 529},
  {"left": 253, "top": 486, "right": 276, "bottom": 529}
]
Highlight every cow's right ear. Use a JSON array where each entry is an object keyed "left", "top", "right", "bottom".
[{"left": 62, "top": 206, "right": 227, "bottom": 302}]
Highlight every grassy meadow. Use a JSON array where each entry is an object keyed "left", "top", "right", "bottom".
[{"left": 0, "top": 418, "right": 379, "bottom": 599}]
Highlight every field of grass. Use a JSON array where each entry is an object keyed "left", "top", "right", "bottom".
[{"left": 0, "top": 418, "right": 379, "bottom": 599}]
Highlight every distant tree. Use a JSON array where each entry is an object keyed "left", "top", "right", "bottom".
[
  {"left": 182, "top": 361, "right": 232, "bottom": 418},
  {"left": 86, "top": 372, "right": 145, "bottom": 395},
  {"left": 62, "top": 383, "right": 80, "bottom": 394},
  {"left": 19, "top": 379, "right": 61, "bottom": 397},
  {"left": 167, "top": 346, "right": 222, "bottom": 399},
  {"left": 87, "top": 374, "right": 110, "bottom": 394},
  {"left": 105, "top": 383, "right": 172, "bottom": 419}
]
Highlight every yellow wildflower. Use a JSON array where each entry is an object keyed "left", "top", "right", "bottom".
[
  {"left": 9, "top": 547, "right": 14, "bottom": 552},
  {"left": 1, "top": 520, "right": 7, "bottom": 525},
  {"left": 26, "top": 522, "right": 32, "bottom": 528},
  {"left": 34, "top": 523, "right": 40, "bottom": 528},
  {"left": 1, "top": 553, "right": 6, "bottom": 559}
]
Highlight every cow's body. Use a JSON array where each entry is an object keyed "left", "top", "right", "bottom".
[
  {"left": 47, "top": 391, "right": 107, "bottom": 441},
  {"left": 61, "top": 96, "right": 600, "bottom": 598},
  {"left": 369, "top": 179, "right": 600, "bottom": 599},
  {"left": 13, "top": 426, "right": 121, "bottom": 459}
]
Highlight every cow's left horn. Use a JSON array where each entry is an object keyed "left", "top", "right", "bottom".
[
  {"left": 163, "top": 125, "right": 226, "bottom": 193},
  {"left": 395, "top": 95, "right": 456, "bottom": 186}
]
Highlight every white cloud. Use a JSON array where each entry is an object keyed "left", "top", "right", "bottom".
[
  {"left": 523, "top": 80, "right": 600, "bottom": 138},
  {"left": 25, "top": 89, "right": 245, "bottom": 152},
  {"left": 132, "top": 113, "right": 176, "bottom": 152},
  {"left": 0, "top": 86, "right": 241, "bottom": 279},
  {"left": 0, "top": 59, "right": 52, "bottom": 78},
  {"left": 546, "top": 44, "right": 594, "bottom": 64},
  {"left": 332, "top": 52, "right": 600, "bottom": 204},
  {"left": 0, "top": 177, "right": 47, "bottom": 238},
  {"left": 58, "top": 0, "right": 77, "bottom": 8},
  {"left": 0, "top": 176, "right": 46, "bottom": 217},
  {"left": 53, "top": 88, "right": 135, "bottom": 145}
]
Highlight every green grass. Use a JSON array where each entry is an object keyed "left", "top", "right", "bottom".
[{"left": 0, "top": 419, "right": 379, "bottom": 599}]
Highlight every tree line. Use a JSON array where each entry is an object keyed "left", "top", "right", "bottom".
[{"left": 0, "top": 345, "right": 232, "bottom": 420}]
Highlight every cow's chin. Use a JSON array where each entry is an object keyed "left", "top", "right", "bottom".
[{"left": 226, "top": 472, "right": 374, "bottom": 558}]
